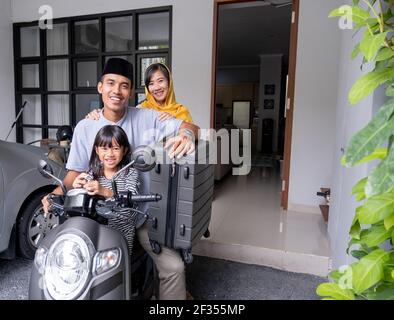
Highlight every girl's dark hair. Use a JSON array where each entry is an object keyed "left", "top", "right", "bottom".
[
  {"left": 88, "top": 125, "right": 131, "bottom": 179},
  {"left": 144, "top": 63, "right": 170, "bottom": 89}
]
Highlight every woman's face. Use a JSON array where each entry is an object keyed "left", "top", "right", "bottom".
[
  {"left": 95, "top": 138, "right": 126, "bottom": 171},
  {"left": 148, "top": 70, "right": 169, "bottom": 105}
]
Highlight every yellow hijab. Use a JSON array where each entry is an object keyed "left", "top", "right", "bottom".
[{"left": 140, "top": 64, "right": 193, "bottom": 123}]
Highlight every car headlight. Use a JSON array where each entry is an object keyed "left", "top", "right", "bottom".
[
  {"left": 93, "top": 248, "right": 121, "bottom": 276},
  {"left": 43, "top": 233, "right": 93, "bottom": 300}
]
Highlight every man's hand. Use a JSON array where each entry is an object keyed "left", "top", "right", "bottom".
[
  {"left": 164, "top": 134, "right": 195, "bottom": 159},
  {"left": 72, "top": 172, "right": 90, "bottom": 189},
  {"left": 85, "top": 109, "right": 101, "bottom": 121}
]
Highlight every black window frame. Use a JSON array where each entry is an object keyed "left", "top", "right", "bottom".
[{"left": 13, "top": 6, "right": 172, "bottom": 144}]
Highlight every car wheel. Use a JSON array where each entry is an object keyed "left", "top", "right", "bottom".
[{"left": 17, "top": 192, "right": 60, "bottom": 259}]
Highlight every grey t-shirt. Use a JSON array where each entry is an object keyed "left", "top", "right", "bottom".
[{"left": 66, "top": 107, "right": 182, "bottom": 216}]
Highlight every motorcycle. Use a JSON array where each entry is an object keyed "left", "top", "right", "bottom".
[{"left": 29, "top": 146, "right": 162, "bottom": 300}]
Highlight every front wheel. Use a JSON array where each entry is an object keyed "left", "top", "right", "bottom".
[{"left": 17, "top": 192, "right": 60, "bottom": 259}]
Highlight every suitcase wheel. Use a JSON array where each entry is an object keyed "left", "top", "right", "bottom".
[{"left": 203, "top": 229, "right": 210, "bottom": 238}]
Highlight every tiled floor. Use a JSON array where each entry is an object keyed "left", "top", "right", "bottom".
[{"left": 193, "top": 165, "right": 331, "bottom": 277}]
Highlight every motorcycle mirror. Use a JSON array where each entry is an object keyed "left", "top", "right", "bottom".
[
  {"left": 131, "top": 145, "right": 156, "bottom": 172},
  {"left": 37, "top": 159, "right": 67, "bottom": 194},
  {"left": 38, "top": 159, "right": 54, "bottom": 179}
]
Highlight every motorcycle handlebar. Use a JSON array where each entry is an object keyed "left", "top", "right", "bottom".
[{"left": 128, "top": 194, "right": 162, "bottom": 203}]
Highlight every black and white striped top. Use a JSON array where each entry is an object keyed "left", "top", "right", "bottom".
[{"left": 90, "top": 168, "right": 140, "bottom": 256}]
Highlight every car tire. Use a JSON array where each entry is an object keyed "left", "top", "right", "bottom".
[{"left": 17, "top": 191, "right": 59, "bottom": 259}]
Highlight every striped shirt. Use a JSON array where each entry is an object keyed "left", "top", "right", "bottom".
[{"left": 89, "top": 168, "right": 140, "bottom": 255}]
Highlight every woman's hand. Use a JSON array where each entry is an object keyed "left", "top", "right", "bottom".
[
  {"left": 158, "top": 112, "right": 175, "bottom": 122},
  {"left": 72, "top": 173, "right": 90, "bottom": 189},
  {"left": 85, "top": 109, "right": 101, "bottom": 121}
]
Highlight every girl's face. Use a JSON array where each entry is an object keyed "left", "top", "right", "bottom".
[
  {"left": 148, "top": 70, "right": 169, "bottom": 105},
  {"left": 95, "top": 138, "right": 127, "bottom": 171}
]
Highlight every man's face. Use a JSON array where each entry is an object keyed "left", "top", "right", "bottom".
[{"left": 98, "top": 74, "right": 132, "bottom": 113}]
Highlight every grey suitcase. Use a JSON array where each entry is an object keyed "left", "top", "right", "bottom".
[{"left": 147, "top": 140, "right": 214, "bottom": 263}]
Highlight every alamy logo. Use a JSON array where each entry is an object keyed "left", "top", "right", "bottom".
[{"left": 39, "top": 5, "right": 53, "bottom": 30}]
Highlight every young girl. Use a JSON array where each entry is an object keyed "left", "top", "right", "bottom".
[{"left": 73, "top": 125, "right": 139, "bottom": 255}]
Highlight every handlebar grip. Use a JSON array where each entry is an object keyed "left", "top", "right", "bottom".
[{"left": 128, "top": 194, "right": 162, "bottom": 202}]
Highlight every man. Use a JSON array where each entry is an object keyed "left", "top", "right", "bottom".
[{"left": 42, "top": 58, "right": 199, "bottom": 300}]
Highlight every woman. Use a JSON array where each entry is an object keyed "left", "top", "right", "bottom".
[{"left": 140, "top": 63, "right": 193, "bottom": 123}]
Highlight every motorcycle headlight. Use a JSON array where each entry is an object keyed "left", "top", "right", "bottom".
[
  {"left": 93, "top": 248, "right": 121, "bottom": 276},
  {"left": 43, "top": 233, "right": 93, "bottom": 300}
]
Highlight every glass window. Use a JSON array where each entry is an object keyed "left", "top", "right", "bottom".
[
  {"left": 23, "top": 127, "right": 42, "bottom": 145},
  {"left": 22, "top": 95, "right": 42, "bottom": 125},
  {"left": 137, "top": 93, "right": 146, "bottom": 104},
  {"left": 105, "top": 16, "right": 133, "bottom": 52},
  {"left": 47, "top": 23, "right": 69, "bottom": 55},
  {"left": 74, "top": 20, "right": 100, "bottom": 53},
  {"left": 76, "top": 60, "right": 98, "bottom": 88},
  {"left": 138, "top": 12, "right": 169, "bottom": 50},
  {"left": 75, "top": 94, "right": 100, "bottom": 122},
  {"left": 48, "top": 95, "right": 70, "bottom": 125},
  {"left": 20, "top": 26, "right": 40, "bottom": 57},
  {"left": 47, "top": 60, "right": 69, "bottom": 91},
  {"left": 22, "top": 64, "right": 40, "bottom": 88},
  {"left": 140, "top": 56, "right": 167, "bottom": 87},
  {"left": 105, "top": 55, "right": 133, "bottom": 65}
]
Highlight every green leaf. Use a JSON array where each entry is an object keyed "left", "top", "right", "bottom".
[
  {"left": 365, "top": 154, "right": 394, "bottom": 197},
  {"left": 343, "top": 99, "right": 394, "bottom": 166},
  {"left": 352, "top": 248, "right": 390, "bottom": 294},
  {"left": 360, "top": 32, "right": 388, "bottom": 62},
  {"left": 367, "top": 288, "right": 394, "bottom": 299},
  {"left": 350, "top": 215, "right": 362, "bottom": 239},
  {"left": 375, "top": 48, "right": 394, "bottom": 62},
  {"left": 352, "top": 177, "right": 367, "bottom": 201},
  {"left": 392, "top": 228, "right": 394, "bottom": 245},
  {"left": 354, "top": 147, "right": 388, "bottom": 166},
  {"left": 360, "top": 225, "right": 391, "bottom": 247},
  {"left": 329, "top": 270, "right": 342, "bottom": 282},
  {"left": 351, "top": 250, "right": 368, "bottom": 259},
  {"left": 357, "top": 191, "right": 394, "bottom": 225},
  {"left": 316, "top": 283, "right": 355, "bottom": 300},
  {"left": 384, "top": 213, "right": 394, "bottom": 230},
  {"left": 349, "top": 69, "right": 394, "bottom": 105},
  {"left": 352, "top": 44, "right": 361, "bottom": 60},
  {"left": 387, "top": 84, "right": 394, "bottom": 97}
]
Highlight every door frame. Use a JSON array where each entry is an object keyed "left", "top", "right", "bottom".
[{"left": 210, "top": 0, "right": 300, "bottom": 210}]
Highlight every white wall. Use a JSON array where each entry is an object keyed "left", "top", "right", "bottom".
[
  {"left": 0, "top": 0, "right": 15, "bottom": 142},
  {"left": 12, "top": 0, "right": 213, "bottom": 129},
  {"left": 288, "top": 0, "right": 342, "bottom": 210}
]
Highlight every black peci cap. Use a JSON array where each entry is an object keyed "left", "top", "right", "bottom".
[{"left": 101, "top": 58, "right": 134, "bottom": 83}]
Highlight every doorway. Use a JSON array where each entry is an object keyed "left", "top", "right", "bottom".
[{"left": 210, "top": 0, "right": 299, "bottom": 209}]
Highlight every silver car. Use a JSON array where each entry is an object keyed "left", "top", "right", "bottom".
[{"left": 0, "top": 140, "right": 65, "bottom": 259}]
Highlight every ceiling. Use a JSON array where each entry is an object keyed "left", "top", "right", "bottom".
[{"left": 217, "top": 1, "right": 292, "bottom": 68}]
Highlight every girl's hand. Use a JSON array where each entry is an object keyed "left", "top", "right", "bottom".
[
  {"left": 84, "top": 180, "right": 101, "bottom": 195},
  {"left": 85, "top": 109, "right": 101, "bottom": 121},
  {"left": 73, "top": 173, "right": 90, "bottom": 189},
  {"left": 158, "top": 112, "right": 175, "bottom": 122}
]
